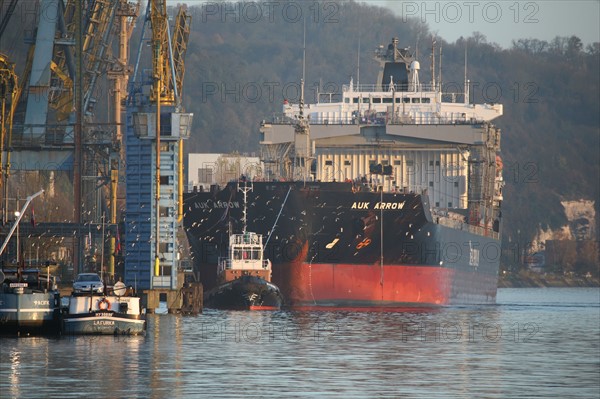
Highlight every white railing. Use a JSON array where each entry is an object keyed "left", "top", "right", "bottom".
[
  {"left": 433, "top": 214, "right": 499, "bottom": 240},
  {"left": 218, "top": 257, "right": 270, "bottom": 273},
  {"left": 343, "top": 83, "right": 439, "bottom": 93},
  {"left": 268, "top": 113, "right": 479, "bottom": 126}
]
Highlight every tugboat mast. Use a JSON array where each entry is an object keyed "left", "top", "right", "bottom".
[{"left": 238, "top": 180, "right": 253, "bottom": 234}]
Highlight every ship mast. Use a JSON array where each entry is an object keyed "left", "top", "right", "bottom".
[
  {"left": 293, "top": 18, "right": 312, "bottom": 182},
  {"left": 431, "top": 37, "right": 436, "bottom": 90},
  {"left": 464, "top": 43, "right": 469, "bottom": 104},
  {"left": 238, "top": 180, "right": 253, "bottom": 234}
]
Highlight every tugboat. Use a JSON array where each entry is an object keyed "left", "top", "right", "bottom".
[
  {"left": 62, "top": 278, "right": 147, "bottom": 335},
  {"left": 203, "top": 181, "right": 283, "bottom": 310}
]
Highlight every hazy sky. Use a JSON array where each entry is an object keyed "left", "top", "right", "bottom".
[
  {"left": 375, "top": 0, "right": 600, "bottom": 48},
  {"left": 176, "top": 1, "right": 599, "bottom": 49}
]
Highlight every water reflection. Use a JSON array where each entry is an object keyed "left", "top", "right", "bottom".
[
  {"left": 0, "top": 288, "right": 598, "bottom": 398},
  {"left": 9, "top": 349, "right": 20, "bottom": 399}
]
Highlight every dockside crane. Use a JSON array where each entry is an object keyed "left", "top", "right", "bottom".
[
  {"left": 125, "top": 0, "right": 192, "bottom": 291},
  {"left": 0, "top": 53, "right": 19, "bottom": 224},
  {"left": 1, "top": 0, "right": 139, "bottom": 277}
]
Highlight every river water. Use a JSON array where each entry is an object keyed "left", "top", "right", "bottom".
[{"left": 1, "top": 288, "right": 598, "bottom": 398}]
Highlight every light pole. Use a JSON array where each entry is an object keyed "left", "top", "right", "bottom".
[{"left": 14, "top": 211, "right": 20, "bottom": 264}]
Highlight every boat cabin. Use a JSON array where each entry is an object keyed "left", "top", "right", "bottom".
[{"left": 217, "top": 232, "right": 271, "bottom": 283}]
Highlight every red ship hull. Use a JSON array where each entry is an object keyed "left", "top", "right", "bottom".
[{"left": 274, "top": 262, "right": 498, "bottom": 307}]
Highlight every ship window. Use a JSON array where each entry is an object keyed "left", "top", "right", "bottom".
[
  {"left": 403, "top": 97, "right": 410, "bottom": 103},
  {"left": 406, "top": 160, "right": 414, "bottom": 166},
  {"left": 383, "top": 98, "right": 393, "bottom": 104},
  {"left": 429, "top": 181, "right": 434, "bottom": 187},
  {"left": 344, "top": 160, "right": 351, "bottom": 166},
  {"left": 454, "top": 181, "right": 459, "bottom": 187},
  {"left": 325, "top": 160, "right": 333, "bottom": 166},
  {"left": 394, "top": 160, "right": 401, "bottom": 165},
  {"left": 353, "top": 98, "right": 359, "bottom": 104},
  {"left": 234, "top": 249, "right": 242, "bottom": 260},
  {"left": 435, "top": 202, "right": 440, "bottom": 207},
  {"left": 429, "top": 161, "right": 434, "bottom": 166},
  {"left": 422, "top": 98, "right": 431, "bottom": 103},
  {"left": 372, "top": 98, "right": 381, "bottom": 104},
  {"left": 382, "top": 160, "right": 389, "bottom": 165},
  {"left": 362, "top": 98, "right": 369, "bottom": 103},
  {"left": 160, "top": 175, "right": 170, "bottom": 185},
  {"left": 395, "top": 98, "right": 402, "bottom": 103},
  {"left": 411, "top": 98, "right": 421, "bottom": 103},
  {"left": 448, "top": 202, "right": 453, "bottom": 208},
  {"left": 436, "top": 161, "right": 440, "bottom": 166},
  {"left": 344, "top": 98, "right": 350, "bottom": 103}
]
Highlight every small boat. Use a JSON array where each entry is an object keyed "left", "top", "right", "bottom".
[
  {"left": 203, "top": 182, "right": 283, "bottom": 310},
  {"left": 0, "top": 189, "right": 60, "bottom": 335},
  {"left": 62, "top": 280, "right": 146, "bottom": 335},
  {"left": 0, "top": 269, "right": 61, "bottom": 335}
]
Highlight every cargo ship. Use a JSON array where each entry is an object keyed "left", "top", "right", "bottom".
[{"left": 184, "top": 38, "right": 504, "bottom": 307}]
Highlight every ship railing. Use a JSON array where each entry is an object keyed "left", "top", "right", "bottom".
[
  {"left": 219, "top": 255, "right": 268, "bottom": 270},
  {"left": 434, "top": 215, "right": 499, "bottom": 239},
  {"left": 342, "top": 83, "right": 439, "bottom": 93},
  {"left": 217, "top": 257, "right": 229, "bottom": 274},
  {"left": 267, "top": 113, "right": 480, "bottom": 126},
  {"left": 342, "top": 83, "right": 466, "bottom": 103}
]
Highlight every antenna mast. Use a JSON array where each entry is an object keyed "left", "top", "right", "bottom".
[
  {"left": 238, "top": 180, "right": 253, "bottom": 234},
  {"left": 300, "top": 17, "right": 306, "bottom": 119},
  {"left": 431, "top": 37, "right": 436, "bottom": 90},
  {"left": 357, "top": 13, "right": 361, "bottom": 87},
  {"left": 438, "top": 44, "right": 443, "bottom": 89},
  {"left": 464, "top": 43, "right": 469, "bottom": 104}
]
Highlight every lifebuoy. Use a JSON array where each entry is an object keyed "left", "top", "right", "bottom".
[{"left": 97, "top": 297, "right": 111, "bottom": 311}]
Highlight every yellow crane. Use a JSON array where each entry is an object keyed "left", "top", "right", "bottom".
[
  {"left": 0, "top": 53, "right": 20, "bottom": 224},
  {"left": 144, "top": 0, "right": 191, "bottom": 277}
]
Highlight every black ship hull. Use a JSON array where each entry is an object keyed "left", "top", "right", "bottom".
[
  {"left": 185, "top": 181, "right": 500, "bottom": 307},
  {"left": 204, "top": 275, "right": 283, "bottom": 310}
]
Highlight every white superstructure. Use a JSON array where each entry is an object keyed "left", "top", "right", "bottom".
[{"left": 260, "top": 38, "right": 503, "bottom": 213}]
